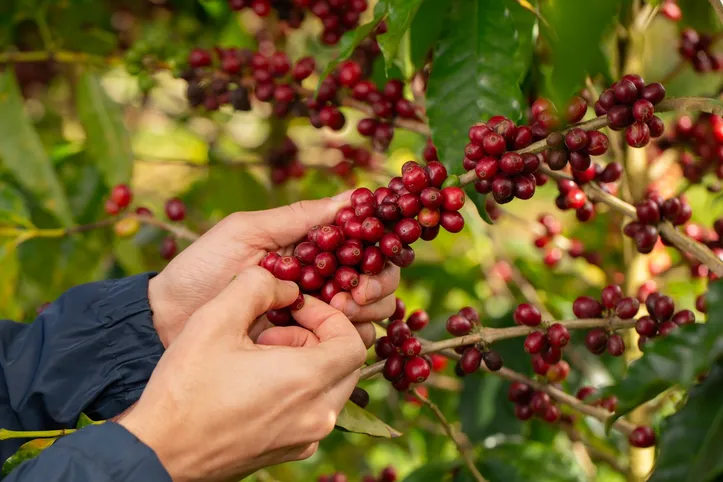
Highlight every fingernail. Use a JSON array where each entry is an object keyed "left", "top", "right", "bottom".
[{"left": 366, "top": 280, "right": 382, "bottom": 301}]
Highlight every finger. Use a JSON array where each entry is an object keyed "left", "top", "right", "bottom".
[
  {"left": 351, "top": 263, "right": 401, "bottom": 306},
  {"left": 193, "top": 266, "right": 299, "bottom": 334},
  {"left": 256, "top": 326, "right": 321, "bottom": 347},
  {"left": 247, "top": 316, "right": 273, "bottom": 342},
  {"left": 245, "top": 191, "right": 352, "bottom": 250},
  {"left": 331, "top": 292, "right": 396, "bottom": 324},
  {"left": 292, "top": 296, "right": 367, "bottom": 381},
  {"left": 355, "top": 322, "right": 376, "bottom": 349}
]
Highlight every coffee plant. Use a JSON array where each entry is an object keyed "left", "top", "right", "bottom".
[{"left": 1, "top": 0, "right": 723, "bottom": 480}]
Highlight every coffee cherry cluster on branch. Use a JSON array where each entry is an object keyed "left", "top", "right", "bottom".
[
  {"left": 635, "top": 291, "right": 696, "bottom": 349},
  {"left": 593, "top": 74, "right": 666, "bottom": 148},
  {"left": 260, "top": 160, "right": 466, "bottom": 326},
  {"left": 444, "top": 307, "right": 504, "bottom": 375},
  {"left": 508, "top": 382, "right": 562, "bottom": 423},
  {"left": 679, "top": 28, "right": 722, "bottom": 73},
  {"left": 576, "top": 386, "right": 618, "bottom": 413},
  {"left": 354, "top": 77, "right": 419, "bottom": 151},
  {"left": 318, "top": 465, "right": 396, "bottom": 482},
  {"left": 227, "top": 0, "right": 369, "bottom": 46},
  {"left": 514, "top": 303, "right": 573, "bottom": 377},
  {"left": 623, "top": 191, "right": 692, "bottom": 254},
  {"left": 670, "top": 114, "right": 723, "bottom": 184},
  {"left": 533, "top": 214, "right": 599, "bottom": 268}
]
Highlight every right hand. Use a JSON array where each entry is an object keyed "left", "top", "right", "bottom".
[{"left": 120, "top": 266, "right": 367, "bottom": 482}]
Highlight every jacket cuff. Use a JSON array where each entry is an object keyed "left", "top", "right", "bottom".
[{"left": 45, "top": 423, "right": 171, "bottom": 482}]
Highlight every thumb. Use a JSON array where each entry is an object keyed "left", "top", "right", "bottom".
[
  {"left": 247, "top": 191, "right": 352, "bottom": 249},
  {"left": 189, "top": 266, "right": 299, "bottom": 337}
]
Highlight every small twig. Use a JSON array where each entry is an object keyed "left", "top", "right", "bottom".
[
  {"left": 360, "top": 317, "right": 636, "bottom": 379},
  {"left": 410, "top": 389, "right": 488, "bottom": 482},
  {"left": 709, "top": 0, "right": 723, "bottom": 25}
]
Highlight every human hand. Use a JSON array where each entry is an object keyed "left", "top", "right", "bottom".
[
  {"left": 121, "top": 265, "right": 367, "bottom": 482},
  {"left": 148, "top": 192, "right": 400, "bottom": 348}
]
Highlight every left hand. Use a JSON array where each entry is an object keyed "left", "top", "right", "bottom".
[{"left": 148, "top": 191, "right": 400, "bottom": 348}]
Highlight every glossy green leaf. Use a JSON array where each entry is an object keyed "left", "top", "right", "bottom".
[
  {"left": 409, "top": 0, "right": 450, "bottom": 68},
  {"left": 507, "top": 0, "right": 537, "bottom": 83},
  {"left": 377, "top": 0, "right": 424, "bottom": 71},
  {"left": 335, "top": 401, "right": 402, "bottom": 438},
  {"left": 318, "top": 1, "right": 388, "bottom": 86},
  {"left": 76, "top": 71, "right": 133, "bottom": 188},
  {"left": 0, "top": 242, "right": 20, "bottom": 320},
  {"left": 2, "top": 438, "right": 57, "bottom": 476},
  {"left": 401, "top": 460, "right": 460, "bottom": 482},
  {"left": 0, "top": 71, "right": 72, "bottom": 226},
  {"left": 540, "top": 0, "right": 622, "bottom": 108},
  {"left": 601, "top": 279, "right": 723, "bottom": 423},
  {"left": 426, "top": 0, "right": 525, "bottom": 175},
  {"left": 76, "top": 413, "right": 104, "bottom": 429},
  {"left": 649, "top": 361, "right": 723, "bottom": 482},
  {"left": 0, "top": 184, "right": 31, "bottom": 228}
]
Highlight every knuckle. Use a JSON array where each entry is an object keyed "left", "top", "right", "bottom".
[
  {"left": 378, "top": 296, "right": 396, "bottom": 320},
  {"left": 295, "top": 443, "right": 319, "bottom": 461},
  {"left": 313, "top": 410, "right": 337, "bottom": 439},
  {"left": 349, "top": 338, "right": 368, "bottom": 366}
]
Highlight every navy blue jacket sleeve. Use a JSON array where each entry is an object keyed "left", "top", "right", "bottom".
[
  {"left": 0, "top": 273, "right": 167, "bottom": 479},
  {"left": 4, "top": 423, "right": 171, "bottom": 482}
]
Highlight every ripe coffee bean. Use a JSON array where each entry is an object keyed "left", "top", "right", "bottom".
[
  {"left": 616, "top": 297, "right": 640, "bottom": 319},
  {"left": 569, "top": 152, "right": 592, "bottom": 171},
  {"left": 672, "top": 309, "right": 695, "bottom": 325},
  {"left": 607, "top": 105, "right": 633, "bottom": 130},
  {"left": 576, "top": 386, "right": 597, "bottom": 401},
  {"left": 110, "top": 184, "right": 132, "bottom": 208},
  {"left": 586, "top": 131, "right": 610, "bottom": 156},
  {"left": 387, "top": 319, "right": 412, "bottom": 346},
  {"left": 426, "top": 161, "right": 448, "bottom": 187},
  {"left": 635, "top": 316, "right": 658, "bottom": 337},
  {"left": 394, "top": 218, "right": 422, "bottom": 244},
  {"left": 626, "top": 121, "right": 651, "bottom": 148},
  {"left": 320, "top": 280, "right": 342, "bottom": 303},
  {"left": 407, "top": 310, "right": 430, "bottom": 331},
  {"left": 361, "top": 246, "right": 385, "bottom": 275},
  {"left": 645, "top": 292, "right": 662, "bottom": 315},
  {"left": 540, "top": 344, "right": 562, "bottom": 364},
  {"left": 274, "top": 256, "right": 302, "bottom": 281},
  {"left": 260, "top": 252, "right": 281, "bottom": 272},
  {"left": 648, "top": 116, "right": 665, "bottom": 138},
  {"left": 460, "top": 347, "right": 483, "bottom": 374},
  {"left": 267, "top": 308, "right": 292, "bottom": 326},
  {"left": 653, "top": 295, "right": 675, "bottom": 321},
  {"left": 361, "top": 217, "right": 385, "bottom": 243},
  {"left": 391, "top": 297, "right": 406, "bottom": 321},
  {"left": 607, "top": 333, "right": 625, "bottom": 356},
  {"left": 636, "top": 199, "right": 661, "bottom": 224},
  {"left": 482, "top": 132, "right": 506, "bottom": 156},
  {"left": 547, "top": 323, "right": 570, "bottom": 347},
  {"left": 491, "top": 175, "right": 515, "bottom": 203},
  {"left": 351, "top": 187, "right": 375, "bottom": 207},
  {"left": 383, "top": 354, "right": 405, "bottom": 381},
  {"left": 641, "top": 82, "right": 665, "bottom": 105},
  {"left": 458, "top": 306, "right": 479, "bottom": 323},
  {"left": 392, "top": 376, "right": 411, "bottom": 391},
  {"left": 508, "top": 382, "right": 533, "bottom": 404},
  {"left": 614, "top": 78, "right": 639, "bottom": 104},
  {"left": 294, "top": 242, "right": 320, "bottom": 264},
  {"left": 599, "top": 162, "right": 623, "bottom": 182},
  {"left": 405, "top": 356, "right": 431, "bottom": 382},
  {"left": 335, "top": 207, "right": 357, "bottom": 227},
  {"left": 314, "top": 252, "right": 338, "bottom": 277},
  {"left": 531, "top": 355, "right": 550, "bottom": 375},
  {"left": 524, "top": 331, "right": 547, "bottom": 354},
  {"left": 632, "top": 99, "right": 654, "bottom": 123},
  {"left": 334, "top": 266, "right": 360, "bottom": 290},
  {"left": 585, "top": 328, "right": 609, "bottom": 355},
  {"left": 447, "top": 314, "right": 473, "bottom": 336},
  {"left": 440, "top": 211, "right": 465, "bottom": 233},
  {"left": 375, "top": 336, "right": 397, "bottom": 359},
  {"left": 482, "top": 350, "right": 503, "bottom": 371},
  {"left": 299, "top": 265, "right": 325, "bottom": 291},
  {"left": 658, "top": 320, "right": 678, "bottom": 336},
  {"left": 634, "top": 225, "right": 659, "bottom": 253},
  {"left": 601, "top": 284, "right": 623, "bottom": 308},
  {"left": 355, "top": 202, "right": 376, "bottom": 220},
  {"left": 499, "top": 153, "right": 524, "bottom": 175},
  {"left": 530, "top": 391, "right": 551, "bottom": 414},
  {"left": 403, "top": 166, "right": 430, "bottom": 193},
  {"left": 515, "top": 404, "right": 534, "bottom": 421},
  {"left": 441, "top": 187, "right": 466, "bottom": 211},
  {"left": 397, "top": 193, "right": 422, "bottom": 217},
  {"left": 165, "top": 198, "right": 186, "bottom": 221},
  {"left": 547, "top": 149, "right": 569, "bottom": 170},
  {"left": 629, "top": 426, "right": 656, "bottom": 448},
  {"left": 514, "top": 303, "right": 542, "bottom": 326},
  {"left": 418, "top": 208, "right": 441, "bottom": 228},
  {"left": 573, "top": 296, "right": 603, "bottom": 318},
  {"left": 400, "top": 337, "right": 422, "bottom": 357},
  {"left": 316, "top": 225, "right": 345, "bottom": 251},
  {"left": 390, "top": 245, "right": 415, "bottom": 268},
  {"left": 565, "top": 128, "right": 589, "bottom": 151}
]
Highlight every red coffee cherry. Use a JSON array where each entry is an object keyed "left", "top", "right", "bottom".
[
  {"left": 360, "top": 246, "right": 385, "bottom": 275},
  {"left": 320, "top": 280, "right": 342, "bottom": 303},
  {"left": 635, "top": 199, "right": 661, "bottom": 224},
  {"left": 629, "top": 426, "right": 656, "bottom": 448},
  {"left": 446, "top": 314, "right": 473, "bottom": 336},
  {"left": 440, "top": 211, "right": 465, "bottom": 233},
  {"left": 110, "top": 184, "right": 132, "bottom": 208},
  {"left": 383, "top": 354, "right": 405, "bottom": 381},
  {"left": 601, "top": 284, "right": 623, "bottom": 309},
  {"left": 400, "top": 337, "right": 422, "bottom": 357},
  {"left": 607, "top": 333, "right": 626, "bottom": 356},
  {"left": 508, "top": 381, "right": 533, "bottom": 404},
  {"left": 616, "top": 297, "right": 640, "bottom": 319},
  {"left": 540, "top": 344, "right": 562, "bottom": 364},
  {"left": 626, "top": 122, "right": 651, "bottom": 148},
  {"left": 635, "top": 316, "right": 658, "bottom": 337},
  {"left": 441, "top": 187, "right": 466, "bottom": 211},
  {"left": 658, "top": 320, "right": 678, "bottom": 336},
  {"left": 530, "top": 391, "right": 551, "bottom": 415},
  {"left": 576, "top": 386, "right": 597, "bottom": 401},
  {"left": 394, "top": 218, "right": 422, "bottom": 244},
  {"left": 405, "top": 356, "right": 431, "bottom": 383},
  {"left": 159, "top": 236, "right": 177, "bottom": 260},
  {"left": 294, "top": 242, "right": 321, "bottom": 265},
  {"left": 547, "top": 323, "right": 570, "bottom": 348},
  {"left": 274, "top": 256, "right": 302, "bottom": 282},
  {"left": 426, "top": 161, "right": 448, "bottom": 187},
  {"left": 391, "top": 297, "right": 406, "bottom": 321},
  {"left": 299, "top": 265, "right": 325, "bottom": 291},
  {"left": 514, "top": 303, "right": 542, "bottom": 326},
  {"left": 260, "top": 252, "right": 281, "bottom": 272},
  {"left": 375, "top": 336, "right": 396, "bottom": 359},
  {"left": 380, "top": 233, "right": 403, "bottom": 257},
  {"left": 402, "top": 165, "right": 430, "bottom": 193},
  {"left": 543, "top": 404, "right": 561, "bottom": 423},
  {"left": 524, "top": 331, "right": 547, "bottom": 354},
  {"left": 387, "top": 319, "right": 412, "bottom": 346},
  {"left": 334, "top": 266, "right": 360, "bottom": 290},
  {"left": 379, "top": 466, "right": 397, "bottom": 482},
  {"left": 351, "top": 187, "right": 376, "bottom": 207},
  {"left": 585, "top": 328, "right": 609, "bottom": 355},
  {"left": 418, "top": 208, "right": 441, "bottom": 228},
  {"left": 531, "top": 354, "right": 550, "bottom": 375},
  {"left": 460, "top": 347, "right": 483, "bottom": 374},
  {"left": 407, "top": 310, "right": 430, "bottom": 331},
  {"left": 165, "top": 198, "right": 186, "bottom": 221},
  {"left": 573, "top": 296, "right": 603, "bottom": 318},
  {"left": 614, "top": 78, "right": 639, "bottom": 104},
  {"left": 586, "top": 131, "right": 610, "bottom": 156},
  {"left": 267, "top": 308, "right": 292, "bottom": 326},
  {"left": 672, "top": 309, "right": 695, "bottom": 325},
  {"left": 314, "top": 252, "right": 338, "bottom": 277},
  {"left": 188, "top": 48, "right": 212, "bottom": 68},
  {"left": 391, "top": 375, "right": 411, "bottom": 392},
  {"left": 398, "top": 193, "right": 423, "bottom": 217},
  {"left": 565, "top": 128, "right": 589, "bottom": 151},
  {"left": 361, "top": 217, "right": 385, "bottom": 243},
  {"left": 641, "top": 82, "right": 666, "bottom": 105},
  {"left": 390, "top": 245, "right": 415, "bottom": 268},
  {"left": 653, "top": 295, "right": 675, "bottom": 322},
  {"left": 515, "top": 404, "right": 534, "bottom": 421},
  {"left": 458, "top": 306, "right": 479, "bottom": 323},
  {"left": 482, "top": 350, "right": 503, "bottom": 371},
  {"left": 632, "top": 99, "right": 654, "bottom": 123}
]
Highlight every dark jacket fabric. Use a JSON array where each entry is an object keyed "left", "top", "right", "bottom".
[{"left": 0, "top": 273, "right": 171, "bottom": 481}]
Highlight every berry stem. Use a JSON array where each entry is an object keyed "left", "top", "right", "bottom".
[
  {"left": 410, "top": 388, "right": 488, "bottom": 482},
  {"left": 361, "top": 317, "right": 636, "bottom": 380}
]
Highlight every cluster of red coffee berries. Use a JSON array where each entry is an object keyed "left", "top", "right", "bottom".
[
  {"left": 513, "top": 304, "right": 573, "bottom": 374},
  {"left": 529, "top": 95, "right": 589, "bottom": 139},
  {"left": 228, "top": 0, "right": 369, "bottom": 46},
  {"left": 679, "top": 29, "right": 722, "bottom": 73},
  {"left": 635, "top": 291, "right": 695, "bottom": 348},
  {"left": 375, "top": 302, "right": 432, "bottom": 391},
  {"left": 444, "top": 307, "right": 504, "bottom": 375},
  {"left": 671, "top": 114, "right": 723, "bottom": 183},
  {"left": 326, "top": 143, "right": 374, "bottom": 182},
  {"left": 533, "top": 214, "right": 598, "bottom": 267},
  {"left": 593, "top": 75, "right": 666, "bottom": 148},
  {"left": 575, "top": 386, "right": 618, "bottom": 413},
  {"left": 268, "top": 136, "right": 305, "bottom": 184},
  {"left": 572, "top": 285, "right": 641, "bottom": 356},
  {"left": 624, "top": 191, "right": 692, "bottom": 253},
  {"left": 508, "top": 382, "right": 562, "bottom": 423},
  {"left": 104, "top": 184, "right": 133, "bottom": 215},
  {"left": 318, "top": 466, "right": 396, "bottom": 482}
]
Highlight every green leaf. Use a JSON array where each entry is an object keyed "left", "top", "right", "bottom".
[
  {"left": 318, "top": 1, "right": 388, "bottom": 86},
  {"left": 540, "top": 0, "right": 622, "bottom": 108},
  {"left": 335, "top": 400, "right": 402, "bottom": 438},
  {"left": 649, "top": 361, "right": 723, "bottom": 482},
  {"left": 600, "top": 279, "right": 723, "bottom": 423},
  {"left": 377, "top": 0, "right": 425, "bottom": 71},
  {"left": 0, "top": 71, "right": 72, "bottom": 226},
  {"left": 0, "top": 242, "right": 20, "bottom": 320},
  {"left": 409, "top": 0, "right": 450, "bottom": 68},
  {"left": 0, "top": 184, "right": 32, "bottom": 228},
  {"left": 426, "top": 0, "right": 526, "bottom": 175},
  {"left": 467, "top": 188, "right": 493, "bottom": 225},
  {"left": 76, "top": 72, "right": 133, "bottom": 188},
  {"left": 507, "top": 0, "right": 537, "bottom": 83},
  {"left": 402, "top": 460, "right": 460, "bottom": 482},
  {"left": 76, "top": 413, "right": 104, "bottom": 429},
  {"left": 2, "top": 438, "right": 57, "bottom": 476}
]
